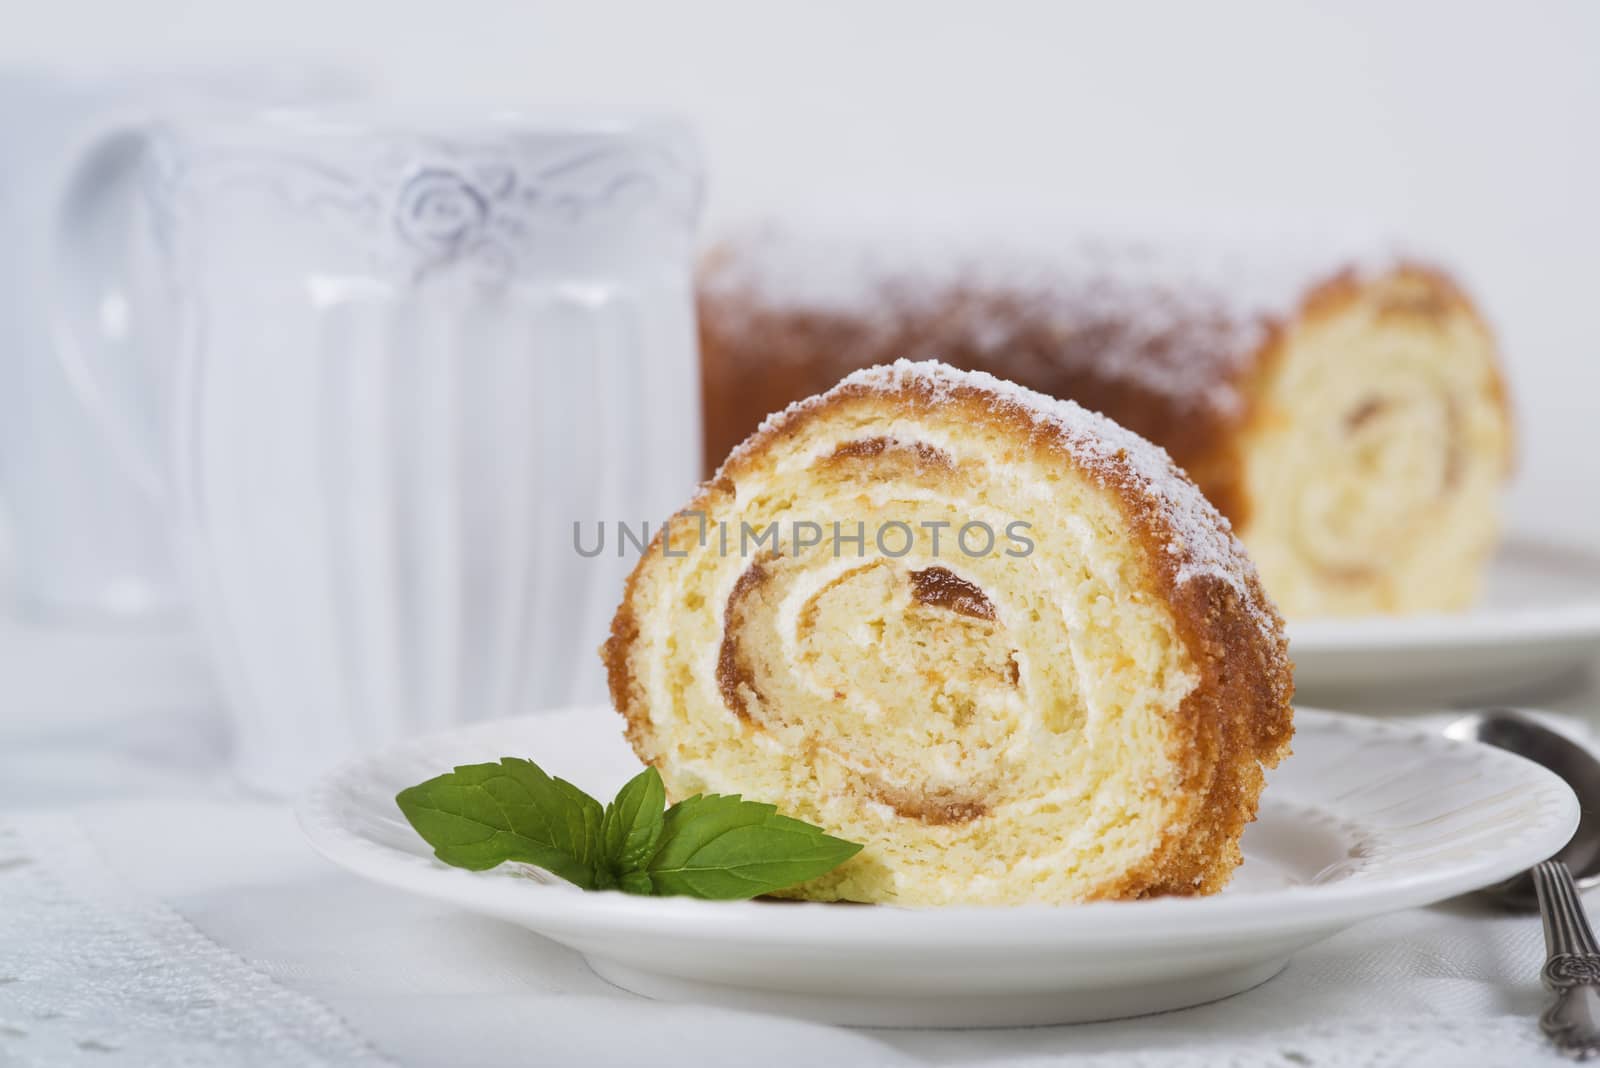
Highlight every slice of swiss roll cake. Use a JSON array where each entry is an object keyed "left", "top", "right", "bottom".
[
  {"left": 603, "top": 360, "right": 1294, "bottom": 906},
  {"left": 698, "top": 232, "right": 1514, "bottom": 617}
]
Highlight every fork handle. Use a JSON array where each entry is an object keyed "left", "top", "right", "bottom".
[{"left": 1534, "top": 860, "right": 1600, "bottom": 1059}]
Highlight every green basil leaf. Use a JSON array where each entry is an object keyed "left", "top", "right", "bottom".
[
  {"left": 601, "top": 766, "right": 667, "bottom": 873},
  {"left": 647, "top": 794, "right": 862, "bottom": 900},
  {"left": 395, "top": 758, "right": 605, "bottom": 889},
  {"left": 617, "top": 870, "right": 655, "bottom": 895}
]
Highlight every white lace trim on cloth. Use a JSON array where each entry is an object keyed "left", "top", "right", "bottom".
[
  {"left": 0, "top": 813, "right": 392, "bottom": 1068},
  {"left": 953, "top": 1017, "right": 1554, "bottom": 1068}
]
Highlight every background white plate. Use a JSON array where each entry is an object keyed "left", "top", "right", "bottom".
[
  {"left": 298, "top": 705, "right": 1577, "bottom": 1027},
  {"left": 1289, "top": 537, "right": 1600, "bottom": 707}
]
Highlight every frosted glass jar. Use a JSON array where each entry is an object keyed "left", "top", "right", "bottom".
[{"left": 72, "top": 111, "right": 703, "bottom": 790}]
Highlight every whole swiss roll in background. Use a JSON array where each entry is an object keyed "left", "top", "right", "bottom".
[{"left": 698, "top": 228, "right": 1514, "bottom": 619}]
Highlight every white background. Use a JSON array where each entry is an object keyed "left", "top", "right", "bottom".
[{"left": 3, "top": 0, "right": 1597, "bottom": 539}]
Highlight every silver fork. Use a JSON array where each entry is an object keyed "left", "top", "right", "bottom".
[{"left": 1534, "top": 860, "right": 1600, "bottom": 1059}]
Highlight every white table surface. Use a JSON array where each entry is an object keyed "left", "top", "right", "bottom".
[{"left": 2, "top": 605, "right": 1598, "bottom": 1068}]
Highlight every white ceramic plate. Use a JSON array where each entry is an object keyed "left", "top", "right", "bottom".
[
  {"left": 298, "top": 705, "right": 1577, "bottom": 1028},
  {"left": 1289, "top": 537, "right": 1600, "bottom": 706}
]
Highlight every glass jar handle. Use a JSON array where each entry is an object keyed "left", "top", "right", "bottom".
[{"left": 48, "top": 120, "right": 173, "bottom": 501}]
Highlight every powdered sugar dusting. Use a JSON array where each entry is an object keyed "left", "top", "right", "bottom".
[
  {"left": 702, "top": 225, "right": 1407, "bottom": 422},
  {"left": 732, "top": 358, "right": 1280, "bottom": 638}
]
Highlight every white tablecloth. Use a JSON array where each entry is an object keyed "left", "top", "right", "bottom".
[{"left": 3, "top": 617, "right": 1599, "bottom": 1067}]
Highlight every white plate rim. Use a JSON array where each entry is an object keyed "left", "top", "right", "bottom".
[
  {"left": 1289, "top": 602, "right": 1600, "bottom": 652},
  {"left": 296, "top": 705, "right": 1579, "bottom": 949}
]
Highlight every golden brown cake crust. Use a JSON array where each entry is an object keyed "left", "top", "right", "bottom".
[
  {"left": 697, "top": 244, "right": 1509, "bottom": 530},
  {"left": 604, "top": 361, "right": 1295, "bottom": 902}
]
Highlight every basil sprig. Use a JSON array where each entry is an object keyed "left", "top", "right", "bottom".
[{"left": 396, "top": 760, "right": 861, "bottom": 900}]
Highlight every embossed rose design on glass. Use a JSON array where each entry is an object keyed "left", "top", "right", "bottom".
[{"left": 77, "top": 112, "right": 704, "bottom": 791}]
